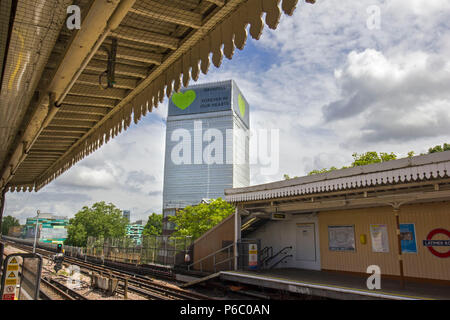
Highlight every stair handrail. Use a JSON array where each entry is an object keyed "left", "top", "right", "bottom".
[
  {"left": 263, "top": 246, "right": 292, "bottom": 267},
  {"left": 260, "top": 246, "right": 273, "bottom": 265},
  {"left": 187, "top": 243, "right": 235, "bottom": 272},
  {"left": 269, "top": 254, "right": 293, "bottom": 269}
]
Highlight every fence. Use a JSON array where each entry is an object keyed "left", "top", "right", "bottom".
[
  {"left": 237, "top": 238, "right": 261, "bottom": 271},
  {"left": 86, "top": 235, "right": 193, "bottom": 266}
]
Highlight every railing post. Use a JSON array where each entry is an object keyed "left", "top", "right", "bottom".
[
  {"left": 152, "top": 235, "right": 155, "bottom": 264},
  {"left": 228, "top": 246, "right": 231, "bottom": 270},
  {"left": 174, "top": 238, "right": 177, "bottom": 266}
]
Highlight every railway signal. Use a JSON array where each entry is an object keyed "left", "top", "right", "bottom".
[{"left": 53, "top": 244, "right": 65, "bottom": 273}]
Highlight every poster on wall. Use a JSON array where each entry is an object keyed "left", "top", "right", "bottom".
[
  {"left": 400, "top": 223, "right": 417, "bottom": 253},
  {"left": 370, "top": 224, "right": 390, "bottom": 253},
  {"left": 328, "top": 225, "right": 355, "bottom": 251}
]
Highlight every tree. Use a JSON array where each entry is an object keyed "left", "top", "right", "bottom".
[
  {"left": 308, "top": 167, "right": 338, "bottom": 176},
  {"left": 143, "top": 213, "right": 163, "bottom": 236},
  {"left": 1, "top": 215, "right": 20, "bottom": 235},
  {"left": 65, "top": 201, "right": 128, "bottom": 247},
  {"left": 428, "top": 143, "right": 450, "bottom": 154},
  {"left": 168, "top": 198, "right": 235, "bottom": 240},
  {"left": 307, "top": 152, "right": 397, "bottom": 175},
  {"left": 350, "top": 151, "right": 397, "bottom": 166}
]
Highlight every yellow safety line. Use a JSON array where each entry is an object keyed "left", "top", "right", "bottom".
[
  {"left": 226, "top": 271, "right": 436, "bottom": 300},
  {"left": 8, "top": 29, "right": 24, "bottom": 90}
]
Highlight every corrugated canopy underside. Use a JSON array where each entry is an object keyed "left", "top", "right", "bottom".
[{"left": 1, "top": 0, "right": 315, "bottom": 192}]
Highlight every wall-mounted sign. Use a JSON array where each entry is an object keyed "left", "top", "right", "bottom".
[
  {"left": 400, "top": 223, "right": 417, "bottom": 253},
  {"left": 370, "top": 224, "right": 390, "bottom": 253},
  {"left": 248, "top": 244, "right": 258, "bottom": 269},
  {"left": 271, "top": 213, "right": 288, "bottom": 220},
  {"left": 328, "top": 225, "right": 356, "bottom": 251},
  {"left": 423, "top": 228, "right": 450, "bottom": 258}
]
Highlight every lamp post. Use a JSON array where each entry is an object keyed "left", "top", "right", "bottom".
[{"left": 33, "top": 210, "right": 41, "bottom": 253}]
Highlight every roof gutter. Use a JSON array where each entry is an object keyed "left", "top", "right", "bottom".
[{"left": 0, "top": 0, "right": 136, "bottom": 191}]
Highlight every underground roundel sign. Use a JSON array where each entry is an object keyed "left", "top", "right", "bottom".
[{"left": 422, "top": 229, "right": 450, "bottom": 258}]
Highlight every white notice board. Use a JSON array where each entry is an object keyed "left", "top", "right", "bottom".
[{"left": 370, "top": 224, "right": 390, "bottom": 253}]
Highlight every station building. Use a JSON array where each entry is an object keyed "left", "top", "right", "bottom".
[
  {"left": 224, "top": 151, "right": 450, "bottom": 283},
  {"left": 24, "top": 213, "right": 69, "bottom": 244},
  {"left": 126, "top": 223, "right": 144, "bottom": 245},
  {"left": 191, "top": 151, "right": 450, "bottom": 287}
]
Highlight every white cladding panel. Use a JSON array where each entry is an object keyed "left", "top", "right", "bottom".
[{"left": 232, "top": 114, "right": 250, "bottom": 188}]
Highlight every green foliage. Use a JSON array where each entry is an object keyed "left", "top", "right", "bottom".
[
  {"left": 65, "top": 201, "right": 128, "bottom": 247},
  {"left": 351, "top": 151, "right": 397, "bottom": 166},
  {"left": 283, "top": 174, "right": 298, "bottom": 180},
  {"left": 428, "top": 143, "right": 450, "bottom": 154},
  {"left": 1, "top": 215, "right": 20, "bottom": 235},
  {"left": 307, "top": 152, "right": 397, "bottom": 175},
  {"left": 169, "top": 198, "right": 235, "bottom": 240},
  {"left": 143, "top": 213, "right": 163, "bottom": 236},
  {"left": 307, "top": 166, "right": 338, "bottom": 176},
  {"left": 304, "top": 143, "right": 449, "bottom": 176}
]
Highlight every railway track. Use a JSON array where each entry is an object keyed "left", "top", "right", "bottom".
[
  {"left": 63, "top": 256, "right": 211, "bottom": 300},
  {"left": 40, "top": 277, "right": 88, "bottom": 300},
  {"left": 4, "top": 240, "right": 213, "bottom": 300}
]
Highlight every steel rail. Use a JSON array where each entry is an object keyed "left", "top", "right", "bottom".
[
  {"left": 42, "top": 277, "right": 89, "bottom": 300},
  {"left": 40, "top": 277, "right": 76, "bottom": 300}
]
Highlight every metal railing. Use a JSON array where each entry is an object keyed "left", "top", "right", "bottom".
[
  {"left": 187, "top": 243, "right": 234, "bottom": 273},
  {"left": 259, "top": 246, "right": 273, "bottom": 267},
  {"left": 86, "top": 235, "right": 193, "bottom": 267},
  {"left": 262, "top": 246, "right": 292, "bottom": 269}
]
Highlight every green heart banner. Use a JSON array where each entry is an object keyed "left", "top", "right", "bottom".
[
  {"left": 238, "top": 93, "right": 246, "bottom": 117},
  {"left": 172, "top": 90, "right": 196, "bottom": 110}
]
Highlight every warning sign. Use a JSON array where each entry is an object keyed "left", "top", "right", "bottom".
[
  {"left": 7, "top": 265, "right": 18, "bottom": 271},
  {"left": 248, "top": 244, "right": 258, "bottom": 269},
  {"left": 2, "top": 255, "right": 20, "bottom": 300},
  {"left": 5, "top": 279, "right": 17, "bottom": 286},
  {"left": 2, "top": 293, "right": 15, "bottom": 300}
]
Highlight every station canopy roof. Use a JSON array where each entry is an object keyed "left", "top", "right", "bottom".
[
  {"left": 0, "top": 0, "right": 315, "bottom": 193},
  {"left": 225, "top": 151, "right": 450, "bottom": 203}
]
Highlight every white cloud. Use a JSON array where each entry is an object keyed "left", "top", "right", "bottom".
[
  {"left": 322, "top": 49, "right": 450, "bottom": 144},
  {"left": 57, "top": 166, "right": 116, "bottom": 189}
]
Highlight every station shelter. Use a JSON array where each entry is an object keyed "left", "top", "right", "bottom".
[{"left": 186, "top": 151, "right": 450, "bottom": 299}]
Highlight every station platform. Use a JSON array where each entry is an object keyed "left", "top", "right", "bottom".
[{"left": 186, "top": 268, "right": 450, "bottom": 300}]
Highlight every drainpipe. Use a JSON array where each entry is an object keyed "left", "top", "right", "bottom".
[
  {"left": 0, "top": 0, "right": 136, "bottom": 190},
  {"left": 234, "top": 206, "right": 242, "bottom": 271}
]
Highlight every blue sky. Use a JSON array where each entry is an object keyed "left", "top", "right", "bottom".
[{"left": 5, "top": 0, "right": 450, "bottom": 223}]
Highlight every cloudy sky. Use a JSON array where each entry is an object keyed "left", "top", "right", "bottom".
[{"left": 5, "top": 0, "right": 450, "bottom": 223}]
